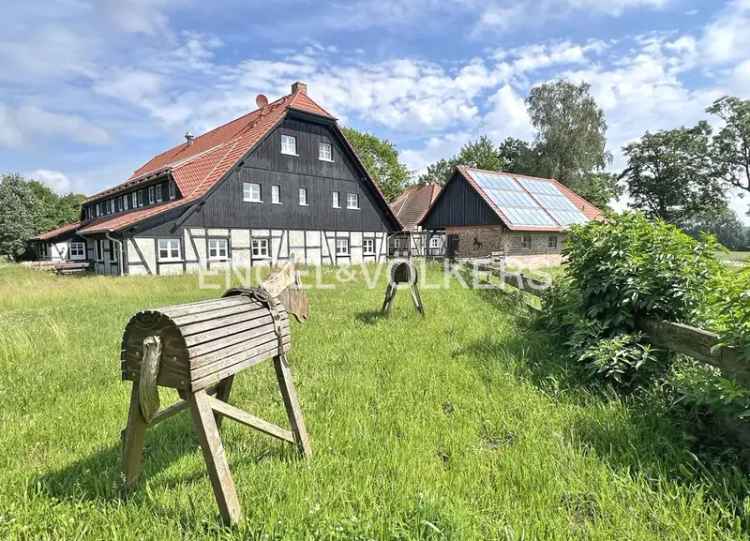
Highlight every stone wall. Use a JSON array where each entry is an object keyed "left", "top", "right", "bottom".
[{"left": 445, "top": 226, "right": 565, "bottom": 258}]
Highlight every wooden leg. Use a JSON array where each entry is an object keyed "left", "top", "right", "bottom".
[
  {"left": 189, "top": 389, "right": 242, "bottom": 526},
  {"left": 122, "top": 382, "right": 148, "bottom": 490},
  {"left": 410, "top": 285, "right": 425, "bottom": 316},
  {"left": 273, "top": 355, "right": 312, "bottom": 458},
  {"left": 382, "top": 284, "right": 396, "bottom": 314},
  {"left": 213, "top": 375, "right": 235, "bottom": 429}
]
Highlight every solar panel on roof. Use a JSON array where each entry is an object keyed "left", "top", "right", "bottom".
[{"left": 516, "top": 177, "right": 561, "bottom": 195}]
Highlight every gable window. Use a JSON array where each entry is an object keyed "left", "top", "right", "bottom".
[
  {"left": 332, "top": 191, "right": 340, "bottom": 208},
  {"left": 347, "top": 193, "right": 359, "bottom": 209},
  {"left": 548, "top": 235, "right": 558, "bottom": 249},
  {"left": 363, "top": 238, "right": 375, "bottom": 255},
  {"left": 271, "top": 185, "right": 281, "bottom": 204},
  {"left": 252, "top": 238, "right": 269, "bottom": 258},
  {"left": 168, "top": 182, "right": 176, "bottom": 200},
  {"left": 96, "top": 239, "right": 104, "bottom": 262},
  {"left": 429, "top": 237, "right": 441, "bottom": 250},
  {"left": 319, "top": 142, "right": 333, "bottom": 161},
  {"left": 208, "top": 239, "right": 228, "bottom": 260},
  {"left": 158, "top": 239, "right": 181, "bottom": 261},
  {"left": 281, "top": 134, "right": 297, "bottom": 156},
  {"left": 243, "top": 182, "right": 262, "bottom": 203},
  {"left": 70, "top": 242, "right": 86, "bottom": 260},
  {"left": 298, "top": 187, "right": 308, "bottom": 206},
  {"left": 335, "top": 238, "right": 349, "bottom": 256},
  {"left": 521, "top": 235, "right": 532, "bottom": 249},
  {"left": 148, "top": 186, "right": 155, "bottom": 204}
]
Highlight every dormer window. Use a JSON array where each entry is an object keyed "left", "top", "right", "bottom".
[
  {"left": 281, "top": 134, "right": 297, "bottom": 156},
  {"left": 156, "top": 183, "right": 163, "bottom": 203},
  {"left": 132, "top": 192, "right": 138, "bottom": 209},
  {"left": 169, "top": 182, "right": 176, "bottom": 200},
  {"left": 148, "top": 186, "right": 155, "bottom": 204}
]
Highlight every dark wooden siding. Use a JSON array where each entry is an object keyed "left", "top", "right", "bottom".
[
  {"left": 179, "top": 118, "right": 395, "bottom": 232},
  {"left": 422, "top": 171, "right": 502, "bottom": 229}
]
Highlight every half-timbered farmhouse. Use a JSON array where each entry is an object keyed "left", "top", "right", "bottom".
[
  {"left": 420, "top": 166, "right": 602, "bottom": 267},
  {"left": 33, "top": 82, "right": 401, "bottom": 275},
  {"left": 388, "top": 182, "right": 443, "bottom": 258}
]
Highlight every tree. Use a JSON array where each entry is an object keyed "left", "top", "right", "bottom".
[
  {"left": 0, "top": 174, "right": 42, "bottom": 260},
  {"left": 419, "top": 136, "right": 507, "bottom": 185},
  {"left": 341, "top": 127, "right": 410, "bottom": 201},
  {"left": 496, "top": 137, "right": 538, "bottom": 176},
  {"left": 681, "top": 205, "right": 747, "bottom": 251},
  {"left": 707, "top": 96, "right": 750, "bottom": 196},
  {"left": 620, "top": 122, "right": 726, "bottom": 224}
]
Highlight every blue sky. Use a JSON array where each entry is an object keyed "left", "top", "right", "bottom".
[{"left": 2, "top": 0, "right": 749, "bottom": 222}]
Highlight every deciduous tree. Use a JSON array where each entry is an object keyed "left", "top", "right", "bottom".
[
  {"left": 707, "top": 96, "right": 750, "bottom": 196},
  {"left": 419, "top": 136, "right": 507, "bottom": 185},
  {"left": 342, "top": 127, "right": 410, "bottom": 201}
]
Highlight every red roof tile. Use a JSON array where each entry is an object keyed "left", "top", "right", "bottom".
[
  {"left": 391, "top": 183, "right": 441, "bottom": 230},
  {"left": 34, "top": 221, "right": 81, "bottom": 241}
]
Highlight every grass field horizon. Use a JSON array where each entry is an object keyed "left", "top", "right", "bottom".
[{"left": 1, "top": 263, "right": 749, "bottom": 540}]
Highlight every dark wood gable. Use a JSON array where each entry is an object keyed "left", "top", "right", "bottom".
[
  {"left": 179, "top": 112, "right": 399, "bottom": 232},
  {"left": 421, "top": 170, "right": 503, "bottom": 229}
]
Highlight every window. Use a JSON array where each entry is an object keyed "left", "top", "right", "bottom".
[
  {"left": 332, "top": 191, "right": 340, "bottom": 208},
  {"left": 521, "top": 235, "right": 532, "bottom": 249},
  {"left": 243, "top": 182, "right": 262, "bottom": 203},
  {"left": 363, "top": 238, "right": 375, "bottom": 254},
  {"left": 148, "top": 186, "right": 155, "bottom": 204},
  {"left": 252, "top": 238, "right": 269, "bottom": 258},
  {"left": 208, "top": 239, "right": 228, "bottom": 260},
  {"left": 281, "top": 134, "right": 297, "bottom": 155},
  {"left": 123, "top": 194, "right": 129, "bottom": 211},
  {"left": 319, "top": 142, "right": 333, "bottom": 161},
  {"left": 548, "top": 235, "right": 558, "bottom": 249},
  {"left": 168, "top": 182, "right": 176, "bottom": 200},
  {"left": 429, "top": 237, "right": 441, "bottom": 249},
  {"left": 137, "top": 190, "right": 144, "bottom": 207},
  {"left": 132, "top": 192, "right": 138, "bottom": 209},
  {"left": 158, "top": 239, "right": 181, "bottom": 261},
  {"left": 95, "top": 203, "right": 101, "bottom": 217},
  {"left": 115, "top": 197, "right": 122, "bottom": 212},
  {"left": 271, "top": 185, "right": 281, "bottom": 204},
  {"left": 298, "top": 187, "right": 308, "bottom": 206},
  {"left": 347, "top": 193, "right": 359, "bottom": 209},
  {"left": 96, "top": 239, "right": 104, "bottom": 262},
  {"left": 335, "top": 238, "right": 349, "bottom": 256},
  {"left": 70, "top": 242, "right": 86, "bottom": 259},
  {"left": 156, "top": 183, "right": 164, "bottom": 203},
  {"left": 109, "top": 240, "right": 118, "bottom": 262}
]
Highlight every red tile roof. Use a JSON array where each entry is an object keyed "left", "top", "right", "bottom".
[
  {"left": 420, "top": 166, "right": 603, "bottom": 232},
  {"left": 390, "top": 183, "right": 442, "bottom": 230},
  {"left": 75, "top": 84, "right": 340, "bottom": 235},
  {"left": 34, "top": 221, "right": 81, "bottom": 241}
]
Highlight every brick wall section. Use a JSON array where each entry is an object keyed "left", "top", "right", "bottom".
[{"left": 445, "top": 225, "right": 565, "bottom": 258}]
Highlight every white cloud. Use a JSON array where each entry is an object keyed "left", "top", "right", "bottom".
[
  {"left": 700, "top": 0, "right": 750, "bottom": 64},
  {"left": 27, "top": 169, "right": 73, "bottom": 194},
  {"left": 0, "top": 104, "right": 111, "bottom": 149}
]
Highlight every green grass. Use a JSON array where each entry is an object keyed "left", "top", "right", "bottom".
[{"left": 1, "top": 263, "right": 749, "bottom": 540}]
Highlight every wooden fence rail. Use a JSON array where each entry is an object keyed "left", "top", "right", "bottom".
[{"left": 476, "top": 264, "right": 749, "bottom": 385}]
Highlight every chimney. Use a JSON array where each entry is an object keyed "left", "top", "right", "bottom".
[
  {"left": 291, "top": 81, "right": 307, "bottom": 95},
  {"left": 184, "top": 130, "right": 194, "bottom": 145}
]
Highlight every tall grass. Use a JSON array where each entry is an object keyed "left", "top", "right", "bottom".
[{"left": 0, "top": 264, "right": 748, "bottom": 540}]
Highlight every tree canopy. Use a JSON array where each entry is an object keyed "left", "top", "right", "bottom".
[
  {"left": 707, "top": 96, "right": 750, "bottom": 196},
  {"left": 620, "top": 122, "right": 726, "bottom": 224},
  {"left": 419, "top": 136, "right": 506, "bottom": 185},
  {"left": 0, "top": 173, "right": 85, "bottom": 260},
  {"left": 341, "top": 127, "right": 410, "bottom": 201}
]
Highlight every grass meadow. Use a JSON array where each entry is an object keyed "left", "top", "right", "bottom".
[{"left": 1, "top": 262, "right": 749, "bottom": 540}]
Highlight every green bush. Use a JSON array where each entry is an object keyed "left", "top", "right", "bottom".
[
  {"left": 540, "top": 213, "right": 721, "bottom": 389},
  {"left": 704, "top": 267, "right": 750, "bottom": 360}
]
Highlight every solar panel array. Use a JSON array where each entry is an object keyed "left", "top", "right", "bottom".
[{"left": 469, "top": 170, "right": 589, "bottom": 228}]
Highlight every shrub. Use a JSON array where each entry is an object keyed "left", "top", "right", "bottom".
[
  {"left": 704, "top": 267, "right": 750, "bottom": 360},
  {"left": 540, "top": 213, "right": 721, "bottom": 389}
]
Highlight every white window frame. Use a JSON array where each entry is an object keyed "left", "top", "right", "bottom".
[
  {"left": 243, "top": 182, "right": 262, "bottom": 203},
  {"left": 346, "top": 193, "right": 359, "bottom": 209},
  {"left": 521, "top": 235, "right": 532, "bottom": 249},
  {"left": 158, "top": 238, "right": 181, "bottom": 261},
  {"left": 131, "top": 192, "right": 138, "bottom": 209},
  {"left": 548, "top": 235, "right": 558, "bottom": 249},
  {"left": 123, "top": 194, "right": 129, "bottom": 211},
  {"left": 363, "top": 238, "right": 375, "bottom": 255},
  {"left": 109, "top": 199, "right": 115, "bottom": 214},
  {"left": 332, "top": 191, "right": 340, "bottom": 208},
  {"left": 335, "top": 238, "right": 349, "bottom": 256},
  {"left": 281, "top": 134, "right": 297, "bottom": 156},
  {"left": 168, "top": 182, "right": 176, "bottom": 200},
  {"left": 251, "top": 238, "right": 269, "bottom": 258},
  {"left": 208, "top": 238, "right": 228, "bottom": 260},
  {"left": 319, "top": 142, "right": 333, "bottom": 162},
  {"left": 429, "top": 237, "right": 441, "bottom": 249},
  {"left": 271, "top": 185, "right": 281, "bottom": 204},
  {"left": 70, "top": 241, "right": 86, "bottom": 260},
  {"left": 156, "top": 184, "right": 163, "bottom": 203},
  {"left": 298, "top": 187, "right": 308, "bottom": 206},
  {"left": 148, "top": 186, "right": 155, "bottom": 204}
]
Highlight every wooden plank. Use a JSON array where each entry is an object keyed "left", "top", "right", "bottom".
[
  {"left": 187, "top": 320, "right": 289, "bottom": 357},
  {"left": 159, "top": 296, "right": 249, "bottom": 318},
  {"left": 191, "top": 341, "right": 289, "bottom": 391},
  {"left": 183, "top": 313, "right": 288, "bottom": 347},
  {"left": 639, "top": 319, "right": 750, "bottom": 386},
  {"left": 273, "top": 355, "right": 312, "bottom": 458},
  {"left": 213, "top": 376, "right": 235, "bottom": 430},
  {"left": 189, "top": 328, "right": 290, "bottom": 369},
  {"left": 206, "top": 395, "right": 295, "bottom": 443},
  {"left": 190, "top": 334, "right": 291, "bottom": 379},
  {"left": 189, "top": 389, "right": 242, "bottom": 526},
  {"left": 178, "top": 306, "right": 268, "bottom": 336},
  {"left": 121, "top": 383, "right": 148, "bottom": 490},
  {"left": 149, "top": 399, "right": 190, "bottom": 425}
]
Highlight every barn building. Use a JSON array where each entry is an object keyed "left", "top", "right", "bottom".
[
  {"left": 388, "top": 182, "right": 444, "bottom": 258},
  {"left": 419, "top": 166, "right": 602, "bottom": 268},
  {"left": 33, "top": 82, "right": 401, "bottom": 275}
]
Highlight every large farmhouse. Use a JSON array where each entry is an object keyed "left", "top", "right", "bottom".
[
  {"left": 33, "top": 82, "right": 401, "bottom": 275},
  {"left": 420, "top": 166, "right": 602, "bottom": 267}
]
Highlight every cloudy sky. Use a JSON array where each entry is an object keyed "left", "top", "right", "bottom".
[{"left": 2, "top": 0, "right": 749, "bottom": 221}]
